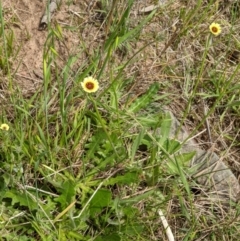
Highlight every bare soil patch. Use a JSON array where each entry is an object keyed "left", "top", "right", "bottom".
[
  {"left": 3, "top": 0, "right": 171, "bottom": 95},
  {"left": 3, "top": 0, "right": 84, "bottom": 94}
]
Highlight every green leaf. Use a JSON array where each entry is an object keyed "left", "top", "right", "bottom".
[
  {"left": 121, "top": 223, "right": 144, "bottom": 236},
  {"left": 94, "top": 233, "right": 121, "bottom": 241},
  {"left": 166, "top": 152, "right": 195, "bottom": 195},
  {"left": 128, "top": 83, "right": 160, "bottom": 113},
  {"left": 105, "top": 171, "right": 139, "bottom": 186},
  {"left": 54, "top": 180, "right": 75, "bottom": 208},
  {"left": 224, "top": 100, "right": 240, "bottom": 107},
  {"left": 89, "top": 189, "right": 112, "bottom": 216},
  {"left": 175, "top": 152, "right": 195, "bottom": 195},
  {"left": 4, "top": 190, "right": 38, "bottom": 210},
  {"left": 136, "top": 114, "right": 162, "bottom": 129},
  {"left": 131, "top": 129, "right": 146, "bottom": 162},
  {"left": 0, "top": 176, "right": 6, "bottom": 193},
  {"left": 122, "top": 206, "right": 139, "bottom": 218},
  {"left": 159, "top": 113, "right": 172, "bottom": 145},
  {"left": 103, "top": 0, "right": 134, "bottom": 51},
  {"left": 68, "top": 231, "right": 89, "bottom": 240},
  {"left": 90, "top": 189, "right": 112, "bottom": 208},
  {"left": 84, "top": 129, "right": 106, "bottom": 159},
  {"left": 175, "top": 152, "right": 196, "bottom": 164},
  {"left": 166, "top": 151, "right": 195, "bottom": 175},
  {"left": 117, "top": 9, "right": 156, "bottom": 46},
  {"left": 163, "top": 139, "right": 181, "bottom": 154}
]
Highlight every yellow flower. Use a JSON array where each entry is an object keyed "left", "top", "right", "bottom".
[
  {"left": 81, "top": 77, "right": 99, "bottom": 93},
  {"left": 0, "top": 123, "right": 9, "bottom": 131},
  {"left": 209, "top": 22, "right": 221, "bottom": 36}
]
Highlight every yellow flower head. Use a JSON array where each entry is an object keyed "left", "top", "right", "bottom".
[
  {"left": 81, "top": 77, "right": 99, "bottom": 93},
  {"left": 0, "top": 123, "right": 9, "bottom": 131},
  {"left": 209, "top": 22, "right": 221, "bottom": 36}
]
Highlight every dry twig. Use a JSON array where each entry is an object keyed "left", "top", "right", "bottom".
[
  {"left": 158, "top": 209, "right": 175, "bottom": 241},
  {"left": 39, "top": 0, "right": 62, "bottom": 30}
]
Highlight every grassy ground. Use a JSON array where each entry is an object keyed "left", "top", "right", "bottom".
[{"left": 1, "top": 0, "right": 240, "bottom": 240}]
